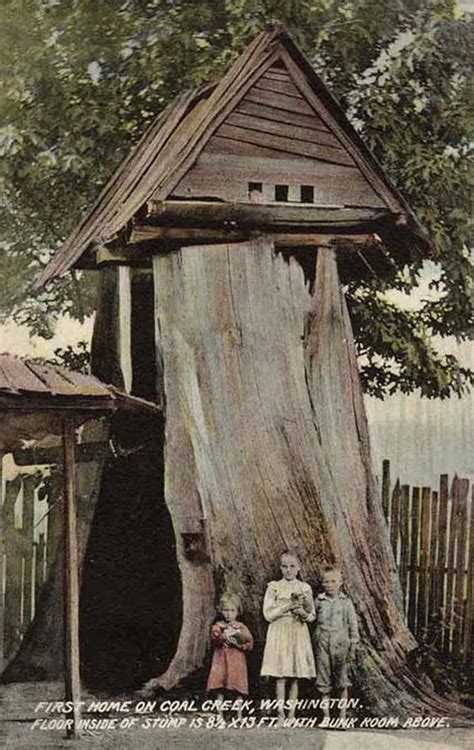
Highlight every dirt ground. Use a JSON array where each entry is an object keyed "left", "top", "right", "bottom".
[{"left": 1, "top": 682, "right": 472, "bottom": 750}]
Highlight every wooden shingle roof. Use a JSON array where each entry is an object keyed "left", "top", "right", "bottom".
[
  {"left": 35, "top": 25, "right": 431, "bottom": 290},
  {"left": 0, "top": 354, "right": 161, "bottom": 414}
]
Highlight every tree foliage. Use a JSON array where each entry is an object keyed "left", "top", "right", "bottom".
[{"left": 0, "top": 0, "right": 472, "bottom": 396}]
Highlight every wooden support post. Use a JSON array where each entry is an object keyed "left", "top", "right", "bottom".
[
  {"left": 22, "top": 476, "right": 35, "bottom": 629},
  {"left": 4, "top": 477, "right": 22, "bottom": 663},
  {"left": 118, "top": 266, "right": 133, "bottom": 394},
  {"left": 46, "top": 472, "right": 62, "bottom": 574},
  {"left": 0, "top": 451, "right": 4, "bottom": 671},
  {"left": 62, "top": 421, "right": 81, "bottom": 739}
]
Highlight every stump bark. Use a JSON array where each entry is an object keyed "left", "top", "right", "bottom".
[{"left": 147, "top": 238, "right": 458, "bottom": 714}]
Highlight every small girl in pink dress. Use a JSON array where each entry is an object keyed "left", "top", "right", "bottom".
[{"left": 206, "top": 594, "right": 253, "bottom": 715}]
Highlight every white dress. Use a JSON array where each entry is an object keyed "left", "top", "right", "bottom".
[{"left": 260, "top": 579, "right": 316, "bottom": 679}]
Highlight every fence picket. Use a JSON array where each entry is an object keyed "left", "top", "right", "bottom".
[
  {"left": 417, "top": 487, "right": 431, "bottom": 638},
  {"left": 408, "top": 487, "right": 420, "bottom": 632},
  {"left": 453, "top": 479, "right": 469, "bottom": 655},
  {"left": 428, "top": 490, "right": 438, "bottom": 632},
  {"left": 390, "top": 480, "right": 401, "bottom": 564},
  {"left": 463, "top": 487, "right": 473, "bottom": 663},
  {"left": 436, "top": 475, "right": 449, "bottom": 651},
  {"left": 22, "top": 477, "right": 35, "bottom": 630},
  {"left": 399, "top": 485, "right": 410, "bottom": 607},
  {"left": 445, "top": 477, "right": 459, "bottom": 652}
]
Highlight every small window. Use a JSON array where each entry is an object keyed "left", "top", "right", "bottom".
[
  {"left": 275, "top": 184, "right": 289, "bottom": 202},
  {"left": 301, "top": 185, "right": 314, "bottom": 203},
  {"left": 248, "top": 182, "right": 263, "bottom": 203}
]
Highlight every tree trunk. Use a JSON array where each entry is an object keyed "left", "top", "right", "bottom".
[{"left": 146, "top": 237, "right": 457, "bottom": 715}]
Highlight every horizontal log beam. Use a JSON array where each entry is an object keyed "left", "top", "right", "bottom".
[
  {"left": 147, "top": 199, "right": 393, "bottom": 229},
  {"left": 13, "top": 441, "right": 108, "bottom": 466},
  {"left": 128, "top": 225, "right": 380, "bottom": 248}
]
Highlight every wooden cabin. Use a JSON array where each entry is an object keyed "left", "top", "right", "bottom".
[{"left": 19, "top": 27, "right": 435, "bottom": 708}]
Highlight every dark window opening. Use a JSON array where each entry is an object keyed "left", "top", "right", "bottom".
[
  {"left": 275, "top": 185, "right": 289, "bottom": 202},
  {"left": 301, "top": 185, "right": 314, "bottom": 203},
  {"left": 248, "top": 181, "right": 262, "bottom": 195},
  {"left": 248, "top": 182, "right": 263, "bottom": 203}
]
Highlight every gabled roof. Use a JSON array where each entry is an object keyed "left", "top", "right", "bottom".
[{"left": 35, "top": 25, "right": 431, "bottom": 290}]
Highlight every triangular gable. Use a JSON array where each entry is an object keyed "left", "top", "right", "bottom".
[
  {"left": 36, "top": 26, "right": 429, "bottom": 289},
  {"left": 171, "top": 58, "right": 386, "bottom": 208}
]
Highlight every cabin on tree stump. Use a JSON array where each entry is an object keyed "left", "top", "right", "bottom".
[{"left": 8, "top": 26, "right": 447, "bottom": 715}]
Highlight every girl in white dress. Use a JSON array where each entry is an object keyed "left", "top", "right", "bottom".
[{"left": 260, "top": 551, "right": 316, "bottom": 722}]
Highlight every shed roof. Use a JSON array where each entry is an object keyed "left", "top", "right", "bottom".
[
  {"left": 0, "top": 354, "right": 160, "bottom": 415},
  {"left": 35, "top": 25, "right": 432, "bottom": 290}
]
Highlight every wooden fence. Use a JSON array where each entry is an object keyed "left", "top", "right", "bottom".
[
  {"left": 382, "top": 459, "right": 473, "bottom": 662},
  {"left": 1, "top": 455, "right": 472, "bottom": 671},
  {"left": 0, "top": 469, "right": 62, "bottom": 670}
]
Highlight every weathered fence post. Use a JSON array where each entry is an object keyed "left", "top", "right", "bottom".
[
  {"left": 390, "top": 480, "right": 400, "bottom": 563},
  {"left": 453, "top": 479, "right": 469, "bottom": 654},
  {"left": 417, "top": 487, "right": 431, "bottom": 637},
  {"left": 428, "top": 489, "right": 439, "bottom": 633},
  {"left": 399, "top": 484, "right": 410, "bottom": 609},
  {"left": 3, "top": 476, "right": 22, "bottom": 662},
  {"left": 408, "top": 487, "right": 420, "bottom": 633},
  {"left": 0, "top": 451, "right": 4, "bottom": 670},
  {"left": 463, "top": 486, "right": 473, "bottom": 663},
  {"left": 445, "top": 476, "right": 459, "bottom": 651},
  {"left": 436, "top": 474, "right": 449, "bottom": 650},
  {"left": 22, "top": 475, "right": 35, "bottom": 631}
]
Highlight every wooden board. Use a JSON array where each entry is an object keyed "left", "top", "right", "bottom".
[
  {"left": 407, "top": 487, "right": 420, "bottom": 633},
  {"left": 417, "top": 487, "right": 431, "bottom": 636},
  {"left": 244, "top": 85, "right": 315, "bottom": 115},
  {"left": 445, "top": 477, "right": 459, "bottom": 650},
  {"left": 172, "top": 152, "right": 385, "bottom": 207},
  {"left": 399, "top": 485, "right": 410, "bottom": 608},
  {"left": 436, "top": 474, "right": 449, "bottom": 650},
  {"left": 463, "top": 487, "right": 474, "bottom": 662},
  {"left": 213, "top": 123, "right": 354, "bottom": 166},
  {"left": 453, "top": 479, "right": 469, "bottom": 653},
  {"left": 226, "top": 111, "right": 343, "bottom": 149},
  {"left": 428, "top": 489, "right": 439, "bottom": 628},
  {"left": 236, "top": 99, "right": 330, "bottom": 134},
  {"left": 390, "top": 481, "right": 400, "bottom": 562}
]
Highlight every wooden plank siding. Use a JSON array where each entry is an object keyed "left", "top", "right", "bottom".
[
  {"left": 382, "top": 462, "right": 473, "bottom": 662},
  {"left": 172, "top": 62, "right": 385, "bottom": 208},
  {"left": 173, "top": 152, "right": 385, "bottom": 207}
]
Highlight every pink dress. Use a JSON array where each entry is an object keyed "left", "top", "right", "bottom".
[{"left": 206, "top": 620, "right": 253, "bottom": 695}]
